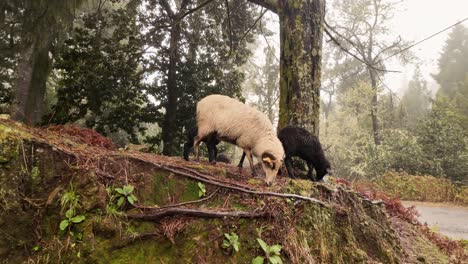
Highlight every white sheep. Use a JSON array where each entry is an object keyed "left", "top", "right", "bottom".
[{"left": 193, "top": 94, "right": 284, "bottom": 185}]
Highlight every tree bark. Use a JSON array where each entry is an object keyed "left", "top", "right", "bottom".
[
  {"left": 162, "top": 22, "right": 183, "bottom": 155},
  {"left": 368, "top": 68, "right": 380, "bottom": 145},
  {"left": 276, "top": 0, "right": 325, "bottom": 137},
  {"left": 161, "top": 0, "right": 189, "bottom": 156},
  {"left": 11, "top": 43, "right": 51, "bottom": 125}
]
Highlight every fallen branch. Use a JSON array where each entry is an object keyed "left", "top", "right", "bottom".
[{"left": 127, "top": 208, "right": 268, "bottom": 221}]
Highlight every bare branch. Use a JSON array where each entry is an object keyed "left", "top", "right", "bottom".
[
  {"left": 247, "top": 0, "right": 278, "bottom": 13},
  {"left": 373, "top": 36, "right": 402, "bottom": 61},
  {"left": 259, "top": 17, "right": 280, "bottom": 64},
  {"left": 158, "top": 0, "right": 175, "bottom": 18},
  {"left": 237, "top": 8, "right": 268, "bottom": 45},
  {"left": 324, "top": 25, "right": 400, "bottom": 73},
  {"left": 178, "top": 0, "right": 215, "bottom": 21},
  {"left": 225, "top": 0, "right": 234, "bottom": 56}
]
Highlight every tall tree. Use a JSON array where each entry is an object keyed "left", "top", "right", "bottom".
[
  {"left": 325, "top": 0, "right": 409, "bottom": 144},
  {"left": 147, "top": 0, "right": 257, "bottom": 155},
  {"left": 157, "top": 0, "right": 190, "bottom": 155},
  {"left": 7, "top": 0, "right": 87, "bottom": 125},
  {"left": 433, "top": 24, "right": 468, "bottom": 99},
  {"left": 249, "top": 0, "right": 325, "bottom": 136},
  {"left": 400, "top": 67, "right": 431, "bottom": 130}
]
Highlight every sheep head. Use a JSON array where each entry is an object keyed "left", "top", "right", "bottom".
[{"left": 261, "top": 152, "right": 283, "bottom": 186}]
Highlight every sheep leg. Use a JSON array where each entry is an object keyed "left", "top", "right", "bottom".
[
  {"left": 284, "top": 156, "right": 296, "bottom": 179},
  {"left": 207, "top": 144, "right": 216, "bottom": 164},
  {"left": 244, "top": 149, "right": 256, "bottom": 177},
  {"left": 237, "top": 152, "right": 246, "bottom": 168},
  {"left": 306, "top": 161, "right": 316, "bottom": 181},
  {"left": 193, "top": 136, "right": 202, "bottom": 161}
]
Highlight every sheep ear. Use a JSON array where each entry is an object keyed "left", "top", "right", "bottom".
[
  {"left": 262, "top": 156, "right": 272, "bottom": 164},
  {"left": 262, "top": 157, "right": 275, "bottom": 169}
]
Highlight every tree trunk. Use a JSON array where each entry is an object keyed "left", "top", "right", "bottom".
[
  {"left": 368, "top": 68, "right": 380, "bottom": 145},
  {"left": 162, "top": 21, "right": 183, "bottom": 156},
  {"left": 11, "top": 43, "right": 51, "bottom": 125},
  {"left": 277, "top": 0, "right": 325, "bottom": 137}
]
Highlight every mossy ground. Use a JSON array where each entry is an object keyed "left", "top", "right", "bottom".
[{"left": 0, "top": 119, "right": 465, "bottom": 263}]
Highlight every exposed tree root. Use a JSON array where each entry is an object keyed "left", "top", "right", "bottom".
[
  {"left": 124, "top": 154, "right": 330, "bottom": 207},
  {"left": 127, "top": 208, "right": 269, "bottom": 221}
]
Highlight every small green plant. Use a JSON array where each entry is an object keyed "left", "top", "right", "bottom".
[
  {"left": 59, "top": 188, "right": 86, "bottom": 234},
  {"left": 198, "top": 182, "right": 206, "bottom": 197},
  {"left": 59, "top": 208, "right": 86, "bottom": 231},
  {"left": 222, "top": 232, "right": 240, "bottom": 253},
  {"left": 114, "top": 184, "right": 138, "bottom": 207},
  {"left": 252, "top": 238, "right": 283, "bottom": 264}
]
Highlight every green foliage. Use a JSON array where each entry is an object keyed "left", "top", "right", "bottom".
[
  {"left": 59, "top": 209, "right": 86, "bottom": 231},
  {"left": 251, "top": 238, "right": 283, "bottom": 264},
  {"left": 365, "top": 129, "right": 428, "bottom": 176},
  {"left": 48, "top": 4, "right": 157, "bottom": 142},
  {"left": 109, "top": 184, "right": 138, "bottom": 209},
  {"left": 416, "top": 97, "right": 468, "bottom": 183},
  {"left": 222, "top": 232, "right": 240, "bottom": 253},
  {"left": 197, "top": 182, "right": 206, "bottom": 198},
  {"left": 322, "top": 76, "right": 467, "bottom": 184}
]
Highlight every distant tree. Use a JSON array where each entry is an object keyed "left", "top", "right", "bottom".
[
  {"left": 242, "top": 46, "right": 279, "bottom": 123},
  {"left": 400, "top": 67, "right": 431, "bottom": 130},
  {"left": 325, "top": 0, "right": 410, "bottom": 145},
  {"left": 433, "top": 24, "right": 468, "bottom": 99}
]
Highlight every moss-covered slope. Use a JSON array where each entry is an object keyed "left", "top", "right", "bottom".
[{"left": 0, "top": 118, "right": 465, "bottom": 263}]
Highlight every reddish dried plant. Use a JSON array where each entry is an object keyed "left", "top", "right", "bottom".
[{"left": 47, "top": 125, "right": 115, "bottom": 150}]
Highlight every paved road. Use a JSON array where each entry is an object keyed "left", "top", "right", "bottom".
[{"left": 402, "top": 201, "right": 468, "bottom": 240}]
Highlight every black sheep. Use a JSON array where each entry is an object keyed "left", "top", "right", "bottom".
[
  {"left": 183, "top": 127, "right": 220, "bottom": 162},
  {"left": 278, "top": 125, "right": 331, "bottom": 181}
]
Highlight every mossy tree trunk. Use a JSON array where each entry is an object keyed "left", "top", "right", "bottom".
[
  {"left": 11, "top": 43, "right": 52, "bottom": 125},
  {"left": 9, "top": 0, "right": 86, "bottom": 126},
  {"left": 249, "top": 0, "right": 325, "bottom": 136}
]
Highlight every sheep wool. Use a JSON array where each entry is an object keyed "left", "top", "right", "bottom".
[{"left": 194, "top": 94, "right": 284, "bottom": 185}]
